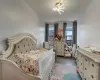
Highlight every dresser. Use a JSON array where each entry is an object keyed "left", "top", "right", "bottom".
[
  {"left": 76, "top": 48, "right": 100, "bottom": 80},
  {"left": 53, "top": 40, "right": 65, "bottom": 56}
]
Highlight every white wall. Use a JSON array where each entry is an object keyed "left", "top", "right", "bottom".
[
  {"left": 77, "top": 0, "right": 100, "bottom": 48},
  {"left": 0, "top": 0, "right": 40, "bottom": 53}
]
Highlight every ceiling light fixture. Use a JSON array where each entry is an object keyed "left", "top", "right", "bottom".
[{"left": 53, "top": 0, "right": 65, "bottom": 14}]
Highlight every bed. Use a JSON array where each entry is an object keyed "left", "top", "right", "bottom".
[{"left": 0, "top": 33, "right": 55, "bottom": 80}]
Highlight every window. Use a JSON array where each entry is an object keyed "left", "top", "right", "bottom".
[
  {"left": 65, "top": 23, "right": 73, "bottom": 46},
  {"left": 48, "top": 25, "right": 54, "bottom": 47},
  {"left": 67, "top": 26, "right": 73, "bottom": 30},
  {"left": 66, "top": 31, "right": 72, "bottom": 36},
  {"left": 48, "top": 25, "right": 54, "bottom": 41},
  {"left": 49, "top": 27, "right": 54, "bottom": 37},
  {"left": 45, "top": 23, "right": 58, "bottom": 47}
]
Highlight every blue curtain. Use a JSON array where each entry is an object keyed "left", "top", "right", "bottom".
[
  {"left": 45, "top": 23, "right": 49, "bottom": 42},
  {"left": 54, "top": 23, "right": 58, "bottom": 37},
  {"left": 63, "top": 22, "right": 67, "bottom": 38},
  {"left": 73, "top": 21, "right": 77, "bottom": 46}
]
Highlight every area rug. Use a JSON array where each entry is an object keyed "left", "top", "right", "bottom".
[
  {"left": 51, "top": 63, "right": 81, "bottom": 80},
  {"left": 63, "top": 73, "right": 81, "bottom": 80}
]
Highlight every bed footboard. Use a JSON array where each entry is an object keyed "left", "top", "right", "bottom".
[
  {"left": 1, "top": 60, "right": 41, "bottom": 80},
  {"left": 38, "top": 49, "right": 55, "bottom": 80}
]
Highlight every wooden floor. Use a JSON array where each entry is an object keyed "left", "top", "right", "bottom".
[
  {"left": 51, "top": 57, "right": 79, "bottom": 80},
  {"left": 56, "top": 57, "right": 76, "bottom": 66}
]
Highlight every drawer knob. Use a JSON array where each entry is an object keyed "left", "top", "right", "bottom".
[
  {"left": 91, "top": 75, "right": 94, "bottom": 78},
  {"left": 81, "top": 63, "right": 82, "bottom": 65},
  {"left": 92, "top": 64, "right": 94, "bottom": 67},
  {"left": 85, "top": 59, "right": 87, "bottom": 61},
  {"left": 85, "top": 68, "right": 87, "bottom": 70},
  {"left": 84, "top": 78, "right": 86, "bottom": 80}
]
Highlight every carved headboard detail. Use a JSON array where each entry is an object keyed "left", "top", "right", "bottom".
[{"left": 2, "top": 33, "right": 37, "bottom": 59}]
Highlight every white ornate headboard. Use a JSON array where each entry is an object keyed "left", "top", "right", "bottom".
[{"left": 2, "top": 33, "right": 37, "bottom": 59}]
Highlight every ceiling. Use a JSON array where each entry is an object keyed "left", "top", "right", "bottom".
[{"left": 25, "top": 0, "right": 91, "bottom": 23}]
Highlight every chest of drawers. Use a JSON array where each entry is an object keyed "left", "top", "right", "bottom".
[
  {"left": 53, "top": 40, "right": 64, "bottom": 56},
  {"left": 77, "top": 48, "right": 100, "bottom": 80}
]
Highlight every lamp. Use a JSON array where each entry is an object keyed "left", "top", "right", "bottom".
[{"left": 53, "top": 0, "right": 65, "bottom": 14}]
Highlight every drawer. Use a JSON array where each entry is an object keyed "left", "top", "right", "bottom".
[
  {"left": 88, "top": 60, "right": 99, "bottom": 80},
  {"left": 80, "top": 54, "right": 84, "bottom": 61},
  {"left": 57, "top": 52, "right": 61, "bottom": 55},
  {"left": 76, "top": 62, "right": 79, "bottom": 69},
  {"left": 83, "top": 75, "right": 89, "bottom": 80},
  {"left": 56, "top": 50, "right": 63, "bottom": 52},
  {"left": 83, "top": 57, "right": 90, "bottom": 80},
  {"left": 84, "top": 66, "right": 89, "bottom": 80},
  {"left": 84, "top": 57, "right": 90, "bottom": 71},
  {"left": 79, "top": 61, "right": 84, "bottom": 78},
  {"left": 77, "top": 61, "right": 83, "bottom": 77},
  {"left": 89, "top": 71, "right": 99, "bottom": 80},
  {"left": 76, "top": 55, "right": 81, "bottom": 71},
  {"left": 56, "top": 51, "right": 64, "bottom": 56},
  {"left": 57, "top": 47, "right": 64, "bottom": 50},
  {"left": 77, "top": 53, "right": 81, "bottom": 62},
  {"left": 84, "top": 57, "right": 89, "bottom": 65},
  {"left": 90, "top": 60, "right": 99, "bottom": 70},
  {"left": 78, "top": 53, "right": 81, "bottom": 59},
  {"left": 56, "top": 45, "right": 61, "bottom": 48},
  {"left": 78, "top": 54, "right": 84, "bottom": 78}
]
